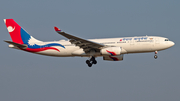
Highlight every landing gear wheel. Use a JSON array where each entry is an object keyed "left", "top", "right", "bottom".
[
  {"left": 90, "top": 56, "right": 95, "bottom": 61},
  {"left": 86, "top": 60, "right": 92, "bottom": 67},
  {"left": 154, "top": 55, "right": 158, "bottom": 59},
  {"left": 90, "top": 56, "right": 97, "bottom": 64},
  {"left": 92, "top": 60, "right": 97, "bottom": 64},
  {"left": 86, "top": 56, "right": 97, "bottom": 67},
  {"left": 86, "top": 60, "right": 90, "bottom": 64},
  {"left": 88, "top": 63, "right": 92, "bottom": 67}
]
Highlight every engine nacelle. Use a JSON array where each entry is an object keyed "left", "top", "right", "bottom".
[
  {"left": 103, "top": 55, "right": 124, "bottom": 61},
  {"left": 100, "top": 47, "right": 121, "bottom": 56}
]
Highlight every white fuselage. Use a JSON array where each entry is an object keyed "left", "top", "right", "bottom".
[
  {"left": 16, "top": 36, "right": 174, "bottom": 57},
  {"left": 4, "top": 19, "right": 175, "bottom": 66}
]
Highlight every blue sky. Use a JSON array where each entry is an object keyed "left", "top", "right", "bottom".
[{"left": 0, "top": 0, "right": 180, "bottom": 101}]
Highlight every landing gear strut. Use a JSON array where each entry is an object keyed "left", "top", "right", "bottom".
[
  {"left": 86, "top": 56, "right": 97, "bottom": 67},
  {"left": 154, "top": 51, "right": 158, "bottom": 59}
]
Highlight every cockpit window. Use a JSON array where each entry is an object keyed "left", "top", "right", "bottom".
[{"left": 165, "top": 39, "right": 169, "bottom": 41}]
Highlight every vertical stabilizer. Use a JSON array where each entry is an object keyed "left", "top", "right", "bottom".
[
  {"left": 4, "top": 19, "right": 65, "bottom": 53},
  {"left": 4, "top": 19, "right": 41, "bottom": 45}
]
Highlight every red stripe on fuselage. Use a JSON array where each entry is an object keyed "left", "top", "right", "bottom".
[{"left": 22, "top": 47, "right": 60, "bottom": 52}]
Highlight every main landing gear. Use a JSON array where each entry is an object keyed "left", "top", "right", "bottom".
[
  {"left": 154, "top": 51, "right": 158, "bottom": 59},
  {"left": 86, "top": 56, "right": 97, "bottom": 67}
]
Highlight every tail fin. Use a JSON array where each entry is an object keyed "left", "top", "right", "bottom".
[
  {"left": 4, "top": 19, "right": 41, "bottom": 45},
  {"left": 4, "top": 19, "right": 65, "bottom": 52}
]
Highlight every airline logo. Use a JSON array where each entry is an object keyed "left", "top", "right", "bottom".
[{"left": 7, "top": 26, "right": 15, "bottom": 32}]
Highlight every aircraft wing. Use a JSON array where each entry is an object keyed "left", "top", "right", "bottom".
[{"left": 54, "top": 27, "right": 105, "bottom": 53}]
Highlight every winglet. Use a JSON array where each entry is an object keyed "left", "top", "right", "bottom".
[{"left": 54, "top": 26, "right": 61, "bottom": 32}]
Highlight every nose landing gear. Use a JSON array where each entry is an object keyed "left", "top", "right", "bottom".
[
  {"left": 86, "top": 56, "right": 97, "bottom": 67},
  {"left": 154, "top": 51, "right": 158, "bottom": 59}
]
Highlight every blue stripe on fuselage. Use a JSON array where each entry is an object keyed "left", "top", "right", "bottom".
[{"left": 20, "top": 28, "right": 65, "bottom": 49}]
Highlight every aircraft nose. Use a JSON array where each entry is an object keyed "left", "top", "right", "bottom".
[{"left": 170, "top": 41, "right": 175, "bottom": 47}]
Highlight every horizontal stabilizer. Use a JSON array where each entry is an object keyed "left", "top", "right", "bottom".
[{"left": 4, "top": 40, "right": 28, "bottom": 49}]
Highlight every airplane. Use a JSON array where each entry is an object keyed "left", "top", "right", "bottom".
[{"left": 4, "top": 19, "right": 175, "bottom": 67}]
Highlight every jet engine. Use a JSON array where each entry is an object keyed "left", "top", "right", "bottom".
[
  {"left": 103, "top": 55, "right": 124, "bottom": 61},
  {"left": 100, "top": 47, "right": 121, "bottom": 56}
]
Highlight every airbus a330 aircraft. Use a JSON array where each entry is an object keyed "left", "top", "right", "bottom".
[{"left": 4, "top": 19, "right": 175, "bottom": 67}]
